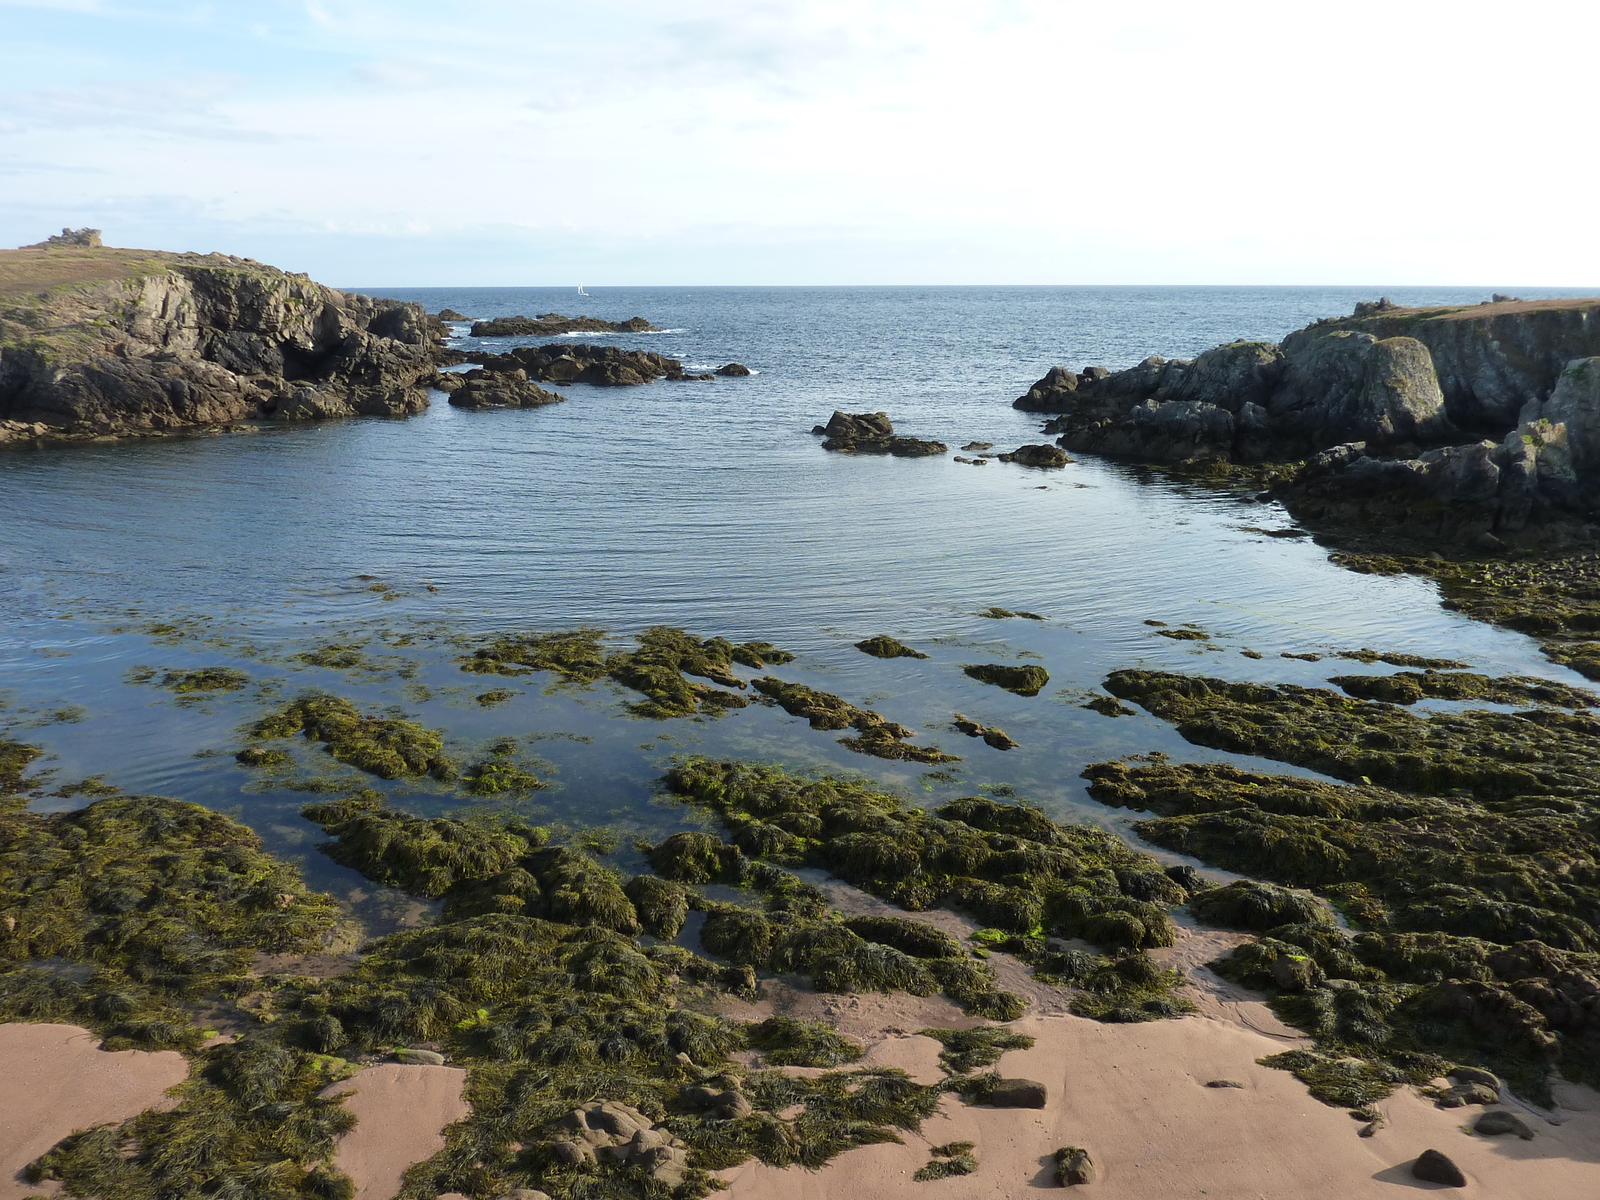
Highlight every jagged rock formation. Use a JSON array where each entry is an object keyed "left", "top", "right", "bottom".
[
  {"left": 465, "top": 343, "right": 696, "bottom": 385},
  {"left": 446, "top": 368, "right": 565, "bottom": 410},
  {"left": 0, "top": 236, "right": 452, "bottom": 442},
  {"left": 1016, "top": 297, "right": 1600, "bottom": 546},
  {"left": 470, "top": 313, "right": 659, "bottom": 337},
  {"left": 813, "top": 410, "right": 947, "bottom": 457}
]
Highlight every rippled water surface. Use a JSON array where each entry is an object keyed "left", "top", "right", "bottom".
[{"left": 3, "top": 285, "right": 1593, "bottom": 901}]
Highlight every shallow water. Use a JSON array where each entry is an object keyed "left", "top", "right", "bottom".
[{"left": 2, "top": 284, "right": 1594, "bottom": 903}]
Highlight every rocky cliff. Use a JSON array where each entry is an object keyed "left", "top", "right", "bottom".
[
  {"left": 0, "top": 237, "right": 452, "bottom": 444},
  {"left": 1014, "top": 297, "right": 1600, "bottom": 548}
]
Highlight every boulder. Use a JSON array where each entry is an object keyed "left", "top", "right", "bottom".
[
  {"left": 1447, "top": 1065, "right": 1502, "bottom": 1091},
  {"left": 1411, "top": 1149, "right": 1467, "bottom": 1187},
  {"left": 1436, "top": 1081, "right": 1498, "bottom": 1107},
  {"left": 436, "top": 308, "right": 468, "bottom": 321},
  {"left": 716, "top": 362, "right": 752, "bottom": 376},
  {"left": 1272, "top": 331, "right": 1452, "bottom": 448},
  {"left": 1054, "top": 1146, "right": 1094, "bottom": 1185},
  {"left": 469, "top": 314, "right": 659, "bottom": 337},
  {"left": 998, "top": 443, "right": 1071, "bottom": 467},
  {"left": 823, "top": 410, "right": 895, "bottom": 440},
  {"left": 1473, "top": 1109, "right": 1534, "bottom": 1139},
  {"left": 394, "top": 1048, "right": 446, "bottom": 1065},
  {"left": 1160, "top": 341, "right": 1284, "bottom": 411},
  {"left": 448, "top": 371, "right": 565, "bottom": 410},
  {"left": 985, "top": 1078, "right": 1047, "bottom": 1108}
]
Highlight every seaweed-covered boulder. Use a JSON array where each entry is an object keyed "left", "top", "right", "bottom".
[
  {"left": 1190, "top": 880, "right": 1335, "bottom": 931},
  {"left": 1054, "top": 1146, "right": 1095, "bottom": 1185},
  {"left": 1411, "top": 1148, "right": 1466, "bottom": 1187},
  {"left": 998, "top": 443, "right": 1070, "bottom": 468},
  {"left": 985, "top": 1078, "right": 1047, "bottom": 1108},
  {"left": 963, "top": 663, "right": 1049, "bottom": 696},
  {"left": 855, "top": 635, "right": 928, "bottom": 659}
]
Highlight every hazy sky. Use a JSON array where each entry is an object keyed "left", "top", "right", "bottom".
[{"left": 1, "top": 0, "right": 1595, "bottom": 286}]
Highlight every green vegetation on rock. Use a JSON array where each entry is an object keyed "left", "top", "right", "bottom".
[
  {"left": 962, "top": 664, "right": 1049, "bottom": 695},
  {"left": 252, "top": 693, "right": 455, "bottom": 780},
  {"left": 751, "top": 677, "right": 957, "bottom": 762},
  {"left": 855, "top": 635, "right": 929, "bottom": 660}
]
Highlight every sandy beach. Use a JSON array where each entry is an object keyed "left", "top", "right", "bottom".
[
  {"left": 322, "top": 1063, "right": 470, "bottom": 1200},
  {"left": 0, "top": 1023, "right": 189, "bottom": 1200}
]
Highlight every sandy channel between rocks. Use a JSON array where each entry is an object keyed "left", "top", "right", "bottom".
[
  {"left": 718, "top": 1007, "right": 1600, "bottom": 1200},
  {"left": 0, "top": 1022, "right": 190, "bottom": 1200},
  {"left": 322, "top": 1063, "right": 470, "bottom": 1200}
]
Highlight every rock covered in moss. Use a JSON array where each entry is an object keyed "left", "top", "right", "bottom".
[
  {"left": 963, "top": 663, "right": 1049, "bottom": 696},
  {"left": 952, "top": 713, "right": 1019, "bottom": 750},
  {"left": 752, "top": 676, "right": 958, "bottom": 762},
  {"left": 1054, "top": 1146, "right": 1094, "bottom": 1185},
  {"left": 855, "top": 634, "right": 928, "bottom": 659},
  {"left": 252, "top": 693, "right": 455, "bottom": 780}
]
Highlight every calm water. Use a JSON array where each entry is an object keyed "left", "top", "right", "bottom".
[{"left": 2, "top": 285, "right": 1593, "bottom": 905}]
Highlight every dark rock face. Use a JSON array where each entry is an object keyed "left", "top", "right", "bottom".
[
  {"left": 0, "top": 249, "right": 448, "bottom": 438},
  {"left": 984, "top": 1077, "right": 1047, "bottom": 1108},
  {"left": 817, "top": 410, "right": 947, "bottom": 457},
  {"left": 436, "top": 308, "right": 468, "bottom": 321},
  {"left": 469, "top": 313, "right": 659, "bottom": 337},
  {"left": 447, "top": 369, "right": 565, "bottom": 410},
  {"left": 1411, "top": 1149, "right": 1467, "bottom": 1187},
  {"left": 716, "top": 362, "right": 752, "bottom": 376},
  {"left": 466, "top": 343, "right": 686, "bottom": 387},
  {"left": 998, "top": 444, "right": 1071, "bottom": 468}
]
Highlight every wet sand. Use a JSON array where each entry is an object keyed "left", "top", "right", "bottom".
[{"left": 322, "top": 1063, "right": 469, "bottom": 1200}]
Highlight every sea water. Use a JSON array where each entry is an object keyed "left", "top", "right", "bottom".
[{"left": 2, "top": 285, "right": 1593, "bottom": 908}]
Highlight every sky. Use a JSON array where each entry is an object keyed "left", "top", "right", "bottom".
[{"left": 0, "top": 0, "right": 1596, "bottom": 286}]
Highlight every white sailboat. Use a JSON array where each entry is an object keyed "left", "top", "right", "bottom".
[{"left": 577, "top": 283, "right": 589, "bottom": 296}]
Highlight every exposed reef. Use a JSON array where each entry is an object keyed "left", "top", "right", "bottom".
[
  {"left": 465, "top": 343, "right": 702, "bottom": 386},
  {"left": 469, "top": 314, "right": 660, "bottom": 338},
  {"left": 1087, "top": 666, "right": 1600, "bottom": 1102},
  {"left": 0, "top": 234, "right": 453, "bottom": 442},
  {"left": 462, "top": 626, "right": 793, "bottom": 719},
  {"left": 814, "top": 410, "right": 947, "bottom": 457},
  {"left": 749, "top": 677, "right": 957, "bottom": 762},
  {"left": 446, "top": 368, "right": 564, "bottom": 410},
  {"left": 962, "top": 663, "right": 1049, "bottom": 696},
  {"left": 1013, "top": 297, "right": 1600, "bottom": 548},
  {"left": 854, "top": 635, "right": 929, "bottom": 660}
]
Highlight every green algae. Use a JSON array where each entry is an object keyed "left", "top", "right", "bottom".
[
  {"left": 1086, "top": 675, "right": 1600, "bottom": 1102},
  {"left": 156, "top": 666, "right": 250, "bottom": 693},
  {"left": 1102, "top": 668, "right": 1600, "bottom": 801},
  {"left": 745, "top": 1015, "right": 864, "bottom": 1067},
  {"left": 252, "top": 693, "right": 455, "bottom": 781},
  {"left": 658, "top": 759, "right": 1193, "bottom": 1014},
  {"left": 751, "top": 677, "right": 958, "bottom": 762},
  {"left": 855, "top": 635, "right": 929, "bottom": 659},
  {"left": 461, "top": 626, "right": 793, "bottom": 719},
  {"left": 920, "top": 1025, "right": 1033, "bottom": 1074},
  {"left": 294, "top": 643, "right": 374, "bottom": 671},
  {"left": 914, "top": 1150, "right": 977, "bottom": 1181},
  {"left": 1335, "top": 649, "right": 1469, "bottom": 669},
  {"left": 1155, "top": 628, "right": 1210, "bottom": 641},
  {"left": 1329, "top": 670, "right": 1596, "bottom": 708},
  {"left": 962, "top": 664, "right": 1049, "bottom": 696},
  {"left": 0, "top": 739, "right": 42, "bottom": 795}
]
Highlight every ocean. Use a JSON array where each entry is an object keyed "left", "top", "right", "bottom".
[{"left": 1, "top": 284, "right": 1590, "bottom": 913}]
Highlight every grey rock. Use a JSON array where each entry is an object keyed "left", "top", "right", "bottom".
[
  {"left": 1159, "top": 340, "right": 1283, "bottom": 411},
  {"left": 1447, "top": 1065, "right": 1502, "bottom": 1091},
  {"left": 1411, "top": 1149, "right": 1467, "bottom": 1187},
  {"left": 393, "top": 1048, "right": 446, "bottom": 1065},
  {"left": 716, "top": 362, "right": 752, "bottom": 376},
  {"left": 1436, "top": 1081, "right": 1498, "bottom": 1108},
  {"left": 550, "top": 1140, "right": 592, "bottom": 1166},
  {"left": 986, "top": 1078, "right": 1047, "bottom": 1108},
  {"left": 1473, "top": 1109, "right": 1534, "bottom": 1139},
  {"left": 823, "top": 410, "right": 895, "bottom": 440},
  {"left": 448, "top": 371, "right": 565, "bottom": 410},
  {"left": 1272, "top": 330, "right": 1451, "bottom": 448}
]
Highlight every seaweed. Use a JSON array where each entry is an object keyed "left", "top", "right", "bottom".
[
  {"left": 751, "top": 677, "right": 958, "bottom": 762},
  {"left": 744, "top": 1015, "right": 864, "bottom": 1067},
  {"left": 658, "top": 759, "right": 1192, "bottom": 1015},
  {"left": 156, "top": 666, "right": 249, "bottom": 693},
  {"left": 919, "top": 1026, "right": 1034, "bottom": 1074},
  {"left": 252, "top": 693, "right": 455, "bottom": 781},
  {"left": 1329, "top": 671, "right": 1596, "bottom": 708},
  {"left": 961, "top": 664, "right": 1049, "bottom": 696},
  {"left": 855, "top": 635, "right": 929, "bottom": 660},
  {"left": 461, "top": 626, "right": 791, "bottom": 719},
  {"left": 951, "top": 714, "right": 1018, "bottom": 750},
  {"left": 623, "top": 875, "right": 690, "bottom": 939},
  {"left": 0, "top": 738, "right": 42, "bottom": 794}
]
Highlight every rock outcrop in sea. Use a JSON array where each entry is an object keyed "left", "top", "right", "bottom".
[
  {"left": 813, "top": 410, "right": 947, "bottom": 457},
  {"left": 470, "top": 313, "right": 660, "bottom": 337},
  {"left": 1016, "top": 297, "right": 1600, "bottom": 546},
  {"left": 465, "top": 343, "right": 706, "bottom": 385},
  {"left": 0, "top": 232, "right": 453, "bottom": 443}
]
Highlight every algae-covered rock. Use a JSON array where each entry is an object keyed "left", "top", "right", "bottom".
[
  {"left": 253, "top": 693, "right": 454, "bottom": 780},
  {"left": 963, "top": 663, "right": 1049, "bottom": 696},
  {"left": 855, "top": 635, "right": 929, "bottom": 659},
  {"left": 1190, "top": 881, "right": 1335, "bottom": 932},
  {"left": 952, "top": 714, "right": 1019, "bottom": 750},
  {"left": 752, "top": 676, "right": 958, "bottom": 762},
  {"left": 1054, "top": 1146, "right": 1095, "bottom": 1185}
]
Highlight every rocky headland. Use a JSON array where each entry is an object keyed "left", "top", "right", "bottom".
[
  {"left": 0, "top": 232, "right": 456, "bottom": 446},
  {"left": 1016, "top": 297, "right": 1600, "bottom": 549},
  {"left": 471, "top": 313, "right": 661, "bottom": 338}
]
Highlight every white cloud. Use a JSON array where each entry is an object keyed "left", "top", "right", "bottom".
[{"left": 1, "top": 0, "right": 1597, "bottom": 282}]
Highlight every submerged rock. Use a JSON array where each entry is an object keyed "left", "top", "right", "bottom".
[{"left": 952, "top": 713, "right": 1018, "bottom": 750}]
